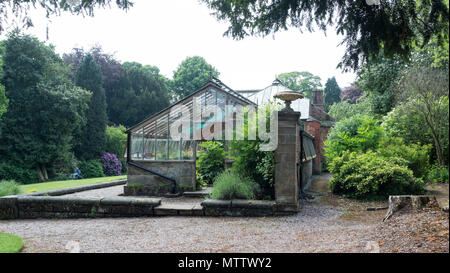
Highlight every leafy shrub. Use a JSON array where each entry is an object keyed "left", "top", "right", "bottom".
[
  {"left": 328, "top": 151, "right": 425, "bottom": 200},
  {"left": 101, "top": 153, "right": 122, "bottom": 176},
  {"left": 328, "top": 97, "right": 373, "bottom": 122},
  {"left": 426, "top": 165, "right": 449, "bottom": 184},
  {"left": 210, "top": 170, "right": 259, "bottom": 200},
  {"left": 0, "top": 180, "right": 21, "bottom": 197},
  {"left": 78, "top": 160, "right": 104, "bottom": 178},
  {"left": 324, "top": 115, "right": 384, "bottom": 162},
  {"left": 196, "top": 141, "right": 225, "bottom": 185},
  {"left": 377, "top": 137, "right": 432, "bottom": 178},
  {"left": 0, "top": 163, "right": 37, "bottom": 184},
  {"left": 228, "top": 140, "right": 275, "bottom": 199},
  {"left": 105, "top": 125, "right": 127, "bottom": 158}
]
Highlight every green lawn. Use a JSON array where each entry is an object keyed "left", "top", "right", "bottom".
[
  {"left": 0, "top": 233, "right": 24, "bottom": 253},
  {"left": 20, "top": 175, "right": 126, "bottom": 194}
]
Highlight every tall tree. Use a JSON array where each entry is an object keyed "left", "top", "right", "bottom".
[
  {"left": 341, "top": 84, "right": 363, "bottom": 104},
  {"left": 0, "top": 32, "right": 91, "bottom": 181},
  {"left": 74, "top": 54, "right": 107, "bottom": 160},
  {"left": 323, "top": 77, "right": 341, "bottom": 112},
  {"left": 171, "top": 56, "right": 219, "bottom": 100},
  {"left": 0, "top": 40, "right": 7, "bottom": 120},
  {"left": 356, "top": 51, "right": 406, "bottom": 115},
  {"left": 278, "top": 71, "right": 322, "bottom": 99},
  {"left": 107, "top": 62, "right": 170, "bottom": 127},
  {"left": 201, "top": 0, "right": 449, "bottom": 71},
  {"left": 395, "top": 64, "right": 449, "bottom": 166},
  {"left": 0, "top": 0, "right": 133, "bottom": 33}
]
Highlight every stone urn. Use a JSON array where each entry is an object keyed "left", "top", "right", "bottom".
[{"left": 274, "top": 91, "right": 304, "bottom": 112}]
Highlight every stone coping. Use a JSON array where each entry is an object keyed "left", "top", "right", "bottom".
[{"left": 23, "top": 179, "right": 127, "bottom": 197}]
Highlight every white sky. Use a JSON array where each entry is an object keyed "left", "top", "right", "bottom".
[{"left": 2, "top": 0, "right": 357, "bottom": 90}]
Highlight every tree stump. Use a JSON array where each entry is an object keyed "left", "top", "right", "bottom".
[{"left": 383, "top": 195, "right": 435, "bottom": 222}]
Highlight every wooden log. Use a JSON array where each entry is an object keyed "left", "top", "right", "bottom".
[{"left": 383, "top": 195, "right": 435, "bottom": 222}]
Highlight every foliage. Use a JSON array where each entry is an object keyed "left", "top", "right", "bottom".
[
  {"left": 328, "top": 151, "right": 425, "bottom": 200},
  {"left": 426, "top": 164, "right": 449, "bottom": 184},
  {"left": 105, "top": 125, "right": 127, "bottom": 158},
  {"left": 382, "top": 98, "right": 449, "bottom": 166},
  {"left": 395, "top": 63, "right": 449, "bottom": 166},
  {"left": 0, "top": 180, "right": 21, "bottom": 197},
  {"left": 341, "top": 84, "right": 363, "bottom": 104},
  {"left": 101, "top": 153, "right": 122, "bottom": 176},
  {"left": 0, "top": 0, "right": 133, "bottom": 34},
  {"left": 209, "top": 170, "right": 259, "bottom": 200},
  {"left": 74, "top": 54, "right": 107, "bottom": 160},
  {"left": 357, "top": 51, "right": 407, "bottom": 115},
  {"left": 328, "top": 97, "right": 373, "bottom": 122},
  {"left": 196, "top": 141, "right": 225, "bottom": 185},
  {"left": 201, "top": 0, "right": 449, "bottom": 71},
  {"left": 171, "top": 56, "right": 219, "bottom": 100},
  {"left": 0, "top": 83, "right": 7, "bottom": 120},
  {"left": 78, "top": 160, "right": 104, "bottom": 179},
  {"left": 278, "top": 71, "right": 321, "bottom": 99},
  {"left": 324, "top": 115, "right": 384, "bottom": 161},
  {"left": 0, "top": 31, "right": 91, "bottom": 182},
  {"left": 0, "top": 232, "right": 24, "bottom": 253},
  {"left": 0, "top": 162, "right": 37, "bottom": 184},
  {"left": 63, "top": 48, "right": 171, "bottom": 127},
  {"left": 323, "top": 77, "right": 341, "bottom": 112},
  {"left": 377, "top": 137, "right": 432, "bottom": 179}
]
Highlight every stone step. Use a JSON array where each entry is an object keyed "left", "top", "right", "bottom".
[
  {"left": 182, "top": 187, "right": 212, "bottom": 198},
  {"left": 154, "top": 203, "right": 204, "bottom": 216}
]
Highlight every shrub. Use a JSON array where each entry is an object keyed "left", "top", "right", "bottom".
[
  {"left": 229, "top": 140, "right": 275, "bottom": 199},
  {"left": 78, "top": 160, "right": 104, "bottom": 178},
  {"left": 101, "top": 153, "right": 123, "bottom": 176},
  {"left": 426, "top": 165, "right": 449, "bottom": 184},
  {"left": 324, "top": 115, "right": 384, "bottom": 162},
  {"left": 0, "top": 163, "right": 37, "bottom": 184},
  {"left": 196, "top": 141, "right": 225, "bottom": 185},
  {"left": 328, "top": 151, "right": 425, "bottom": 200},
  {"left": 377, "top": 137, "right": 432, "bottom": 178},
  {"left": 0, "top": 180, "right": 21, "bottom": 197},
  {"left": 210, "top": 170, "right": 259, "bottom": 200},
  {"left": 105, "top": 125, "right": 127, "bottom": 158}
]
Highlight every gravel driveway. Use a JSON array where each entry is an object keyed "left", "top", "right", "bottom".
[{"left": 3, "top": 175, "right": 445, "bottom": 253}]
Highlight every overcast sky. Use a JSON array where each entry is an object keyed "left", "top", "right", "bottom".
[{"left": 3, "top": 0, "right": 357, "bottom": 90}]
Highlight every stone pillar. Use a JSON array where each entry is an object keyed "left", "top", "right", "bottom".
[{"left": 274, "top": 111, "right": 301, "bottom": 212}]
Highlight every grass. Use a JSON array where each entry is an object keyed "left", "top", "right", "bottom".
[
  {"left": 19, "top": 175, "right": 126, "bottom": 194},
  {"left": 0, "top": 233, "right": 24, "bottom": 253},
  {"left": 0, "top": 180, "right": 22, "bottom": 197}
]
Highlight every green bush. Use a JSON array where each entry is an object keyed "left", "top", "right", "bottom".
[
  {"left": 105, "top": 125, "right": 127, "bottom": 158},
  {"left": 0, "top": 163, "right": 37, "bottom": 184},
  {"left": 324, "top": 115, "right": 384, "bottom": 162},
  {"left": 328, "top": 151, "right": 425, "bottom": 200},
  {"left": 0, "top": 180, "right": 21, "bottom": 197},
  {"left": 78, "top": 160, "right": 104, "bottom": 178},
  {"left": 196, "top": 141, "right": 225, "bottom": 185},
  {"left": 426, "top": 164, "right": 449, "bottom": 184},
  {"left": 377, "top": 137, "right": 432, "bottom": 178},
  {"left": 210, "top": 170, "right": 259, "bottom": 200}
]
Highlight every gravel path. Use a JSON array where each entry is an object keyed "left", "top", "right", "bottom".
[
  {"left": 3, "top": 175, "right": 445, "bottom": 253},
  {"left": 0, "top": 201, "right": 375, "bottom": 253}
]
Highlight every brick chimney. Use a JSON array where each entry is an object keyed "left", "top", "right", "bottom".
[{"left": 312, "top": 89, "right": 324, "bottom": 112}]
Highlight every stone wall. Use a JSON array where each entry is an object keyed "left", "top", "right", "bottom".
[
  {"left": 0, "top": 196, "right": 161, "bottom": 220},
  {"left": 126, "top": 160, "right": 196, "bottom": 196}
]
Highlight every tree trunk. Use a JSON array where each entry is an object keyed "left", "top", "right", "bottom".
[{"left": 36, "top": 164, "right": 49, "bottom": 182}]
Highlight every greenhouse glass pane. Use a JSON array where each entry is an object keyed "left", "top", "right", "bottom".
[
  {"left": 168, "top": 140, "right": 181, "bottom": 160},
  {"left": 156, "top": 139, "right": 168, "bottom": 160}
]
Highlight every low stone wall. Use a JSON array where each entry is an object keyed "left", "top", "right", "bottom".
[
  {"left": 126, "top": 160, "right": 196, "bottom": 196},
  {"left": 0, "top": 196, "right": 161, "bottom": 220},
  {"left": 201, "top": 199, "right": 278, "bottom": 217}
]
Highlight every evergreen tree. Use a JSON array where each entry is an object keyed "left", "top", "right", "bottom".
[
  {"left": 0, "top": 32, "right": 91, "bottom": 181},
  {"left": 74, "top": 54, "right": 107, "bottom": 160},
  {"left": 324, "top": 77, "right": 341, "bottom": 112}
]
